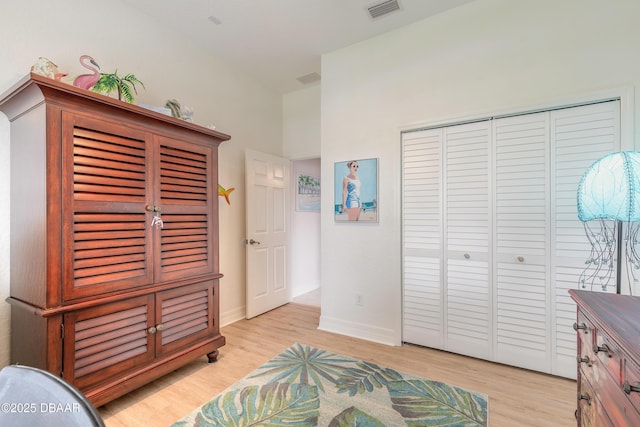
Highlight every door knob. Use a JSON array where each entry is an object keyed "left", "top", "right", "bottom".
[{"left": 249, "top": 239, "right": 261, "bottom": 245}]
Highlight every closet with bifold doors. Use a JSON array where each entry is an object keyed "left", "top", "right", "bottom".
[{"left": 402, "top": 99, "right": 623, "bottom": 378}]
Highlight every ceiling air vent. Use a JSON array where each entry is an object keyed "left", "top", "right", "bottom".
[
  {"left": 207, "top": 15, "right": 222, "bottom": 25},
  {"left": 296, "top": 72, "right": 321, "bottom": 85},
  {"left": 367, "top": 0, "right": 401, "bottom": 19}
]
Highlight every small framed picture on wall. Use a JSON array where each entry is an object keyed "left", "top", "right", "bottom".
[
  {"left": 333, "top": 158, "right": 378, "bottom": 223},
  {"left": 296, "top": 173, "right": 321, "bottom": 212}
]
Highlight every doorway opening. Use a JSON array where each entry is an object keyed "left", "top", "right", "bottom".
[{"left": 290, "top": 158, "right": 321, "bottom": 308}]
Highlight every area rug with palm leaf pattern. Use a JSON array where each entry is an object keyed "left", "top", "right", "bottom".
[{"left": 170, "top": 343, "right": 488, "bottom": 426}]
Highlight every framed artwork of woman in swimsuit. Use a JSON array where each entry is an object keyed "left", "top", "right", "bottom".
[{"left": 333, "top": 158, "right": 378, "bottom": 222}]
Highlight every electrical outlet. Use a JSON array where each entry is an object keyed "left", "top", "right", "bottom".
[{"left": 355, "top": 293, "right": 363, "bottom": 306}]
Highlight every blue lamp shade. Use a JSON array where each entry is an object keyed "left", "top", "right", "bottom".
[{"left": 577, "top": 151, "right": 640, "bottom": 222}]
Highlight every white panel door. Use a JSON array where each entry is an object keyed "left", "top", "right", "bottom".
[
  {"left": 402, "top": 129, "right": 443, "bottom": 348},
  {"left": 444, "top": 121, "right": 492, "bottom": 359},
  {"left": 245, "top": 149, "right": 290, "bottom": 319},
  {"left": 493, "top": 112, "right": 550, "bottom": 372},
  {"left": 550, "top": 100, "right": 620, "bottom": 378}
]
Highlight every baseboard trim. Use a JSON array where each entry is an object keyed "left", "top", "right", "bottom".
[
  {"left": 220, "top": 305, "right": 246, "bottom": 327},
  {"left": 292, "top": 284, "right": 320, "bottom": 299},
  {"left": 318, "top": 314, "right": 399, "bottom": 346}
]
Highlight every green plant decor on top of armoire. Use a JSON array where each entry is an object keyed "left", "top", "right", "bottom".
[{"left": 92, "top": 70, "right": 144, "bottom": 103}]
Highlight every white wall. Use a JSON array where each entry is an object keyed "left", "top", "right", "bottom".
[
  {"left": 283, "top": 85, "right": 321, "bottom": 159},
  {"left": 0, "top": 0, "right": 284, "bottom": 366},
  {"left": 319, "top": 0, "right": 640, "bottom": 345}
]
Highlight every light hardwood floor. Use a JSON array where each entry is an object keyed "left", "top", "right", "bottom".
[{"left": 99, "top": 303, "right": 576, "bottom": 426}]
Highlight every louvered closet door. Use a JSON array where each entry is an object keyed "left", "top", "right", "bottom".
[
  {"left": 493, "top": 113, "right": 550, "bottom": 372},
  {"left": 154, "top": 136, "right": 216, "bottom": 282},
  {"left": 62, "top": 113, "right": 153, "bottom": 301},
  {"left": 402, "top": 100, "right": 623, "bottom": 377},
  {"left": 444, "top": 121, "right": 492, "bottom": 359},
  {"left": 551, "top": 100, "right": 620, "bottom": 378},
  {"left": 402, "top": 129, "right": 443, "bottom": 348},
  {"left": 63, "top": 295, "right": 155, "bottom": 390}
]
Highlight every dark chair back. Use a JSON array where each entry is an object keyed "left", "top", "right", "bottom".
[{"left": 0, "top": 365, "right": 105, "bottom": 427}]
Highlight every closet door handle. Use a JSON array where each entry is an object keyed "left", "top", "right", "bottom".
[
  {"left": 464, "top": 253, "right": 470, "bottom": 259},
  {"left": 517, "top": 256, "right": 525, "bottom": 262}
]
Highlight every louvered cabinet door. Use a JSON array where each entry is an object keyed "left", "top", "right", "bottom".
[
  {"left": 63, "top": 295, "right": 155, "bottom": 391},
  {"left": 155, "top": 280, "right": 216, "bottom": 356},
  {"left": 444, "top": 121, "right": 492, "bottom": 359},
  {"left": 62, "top": 112, "right": 153, "bottom": 301},
  {"left": 154, "top": 136, "right": 217, "bottom": 282},
  {"left": 493, "top": 113, "right": 550, "bottom": 372}
]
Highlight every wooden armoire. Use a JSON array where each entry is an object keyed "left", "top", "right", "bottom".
[{"left": 0, "top": 73, "right": 229, "bottom": 406}]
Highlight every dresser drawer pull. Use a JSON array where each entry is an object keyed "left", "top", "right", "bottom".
[
  {"left": 623, "top": 380, "right": 640, "bottom": 395},
  {"left": 578, "top": 392, "right": 591, "bottom": 406},
  {"left": 593, "top": 343, "right": 612, "bottom": 357},
  {"left": 573, "top": 322, "right": 588, "bottom": 333},
  {"left": 576, "top": 355, "right": 592, "bottom": 367}
]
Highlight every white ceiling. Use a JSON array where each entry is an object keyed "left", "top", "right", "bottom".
[{"left": 119, "top": 0, "right": 475, "bottom": 94}]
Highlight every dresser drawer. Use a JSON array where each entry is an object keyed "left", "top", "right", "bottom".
[
  {"left": 576, "top": 312, "right": 613, "bottom": 389},
  {"left": 570, "top": 291, "right": 640, "bottom": 427},
  {"left": 576, "top": 312, "right": 596, "bottom": 385},
  {"left": 575, "top": 311, "right": 595, "bottom": 351},
  {"left": 592, "top": 330, "right": 623, "bottom": 385},
  {"left": 622, "top": 359, "right": 640, "bottom": 415},
  {"left": 578, "top": 376, "right": 613, "bottom": 427},
  {"left": 594, "top": 372, "right": 640, "bottom": 427}
]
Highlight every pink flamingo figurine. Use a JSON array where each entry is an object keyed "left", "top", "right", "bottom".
[{"left": 73, "top": 55, "right": 101, "bottom": 90}]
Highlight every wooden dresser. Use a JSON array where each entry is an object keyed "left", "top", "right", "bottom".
[
  {"left": 0, "top": 73, "right": 230, "bottom": 406},
  {"left": 569, "top": 290, "right": 640, "bottom": 426}
]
